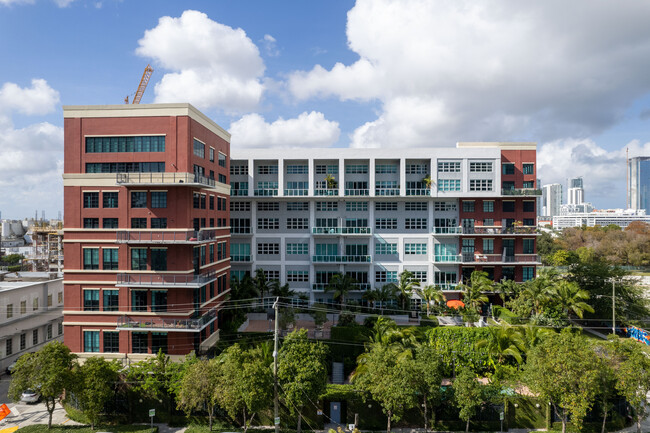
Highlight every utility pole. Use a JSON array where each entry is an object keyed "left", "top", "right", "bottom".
[{"left": 273, "top": 297, "right": 280, "bottom": 433}]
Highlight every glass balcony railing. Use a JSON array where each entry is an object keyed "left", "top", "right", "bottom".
[
  {"left": 501, "top": 188, "right": 542, "bottom": 196},
  {"left": 254, "top": 189, "right": 278, "bottom": 196},
  {"left": 432, "top": 227, "right": 463, "bottom": 234},
  {"left": 116, "top": 229, "right": 217, "bottom": 244},
  {"left": 375, "top": 189, "right": 400, "bottom": 196},
  {"left": 312, "top": 283, "right": 371, "bottom": 291},
  {"left": 314, "top": 189, "right": 338, "bottom": 196},
  {"left": 311, "top": 227, "right": 372, "bottom": 235},
  {"left": 116, "top": 172, "right": 217, "bottom": 188},
  {"left": 464, "top": 226, "right": 538, "bottom": 235},
  {"left": 345, "top": 189, "right": 369, "bottom": 196},
  {"left": 433, "top": 255, "right": 462, "bottom": 263},
  {"left": 312, "top": 255, "right": 372, "bottom": 263},
  {"left": 406, "top": 189, "right": 431, "bottom": 196},
  {"left": 116, "top": 307, "right": 217, "bottom": 332},
  {"left": 231, "top": 189, "right": 249, "bottom": 196},
  {"left": 284, "top": 189, "right": 308, "bottom": 196},
  {"left": 230, "top": 255, "right": 251, "bottom": 262},
  {"left": 116, "top": 271, "right": 218, "bottom": 288},
  {"left": 460, "top": 253, "right": 540, "bottom": 264},
  {"left": 438, "top": 283, "right": 460, "bottom": 291}
]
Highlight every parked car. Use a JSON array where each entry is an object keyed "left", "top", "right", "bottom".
[
  {"left": 20, "top": 389, "right": 40, "bottom": 404},
  {"left": 5, "top": 361, "right": 16, "bottom": 375}
]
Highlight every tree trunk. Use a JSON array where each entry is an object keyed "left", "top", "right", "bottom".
[
  {"left": 297, "top": 408, "right": 302, "bottom": 433},
  {"left": 562, "top": 408, "right": 567, "bottom": 433},
  {"left": 243, "top": 407, "right": 247, "bottom": 433},
  {"left": 209, "top": 404, "right": 214, "bottom": 431},
  {"left": 465, "top": 418, "right": 470, "bottom": 433},
  {"left": 46, "top": 398, "right": 55, "bottom": 429},
  {"left": 600, "top": 405, "right": 607, "bottom": 433},
  {"left": 637, "top": 414, "right": 642, "bottom": 433},
  {"left": 387, "top": 410, "right": 392, "bottom": 433},
  {"left": 423, "top": 398, "right": 428, "bottom": 432}
]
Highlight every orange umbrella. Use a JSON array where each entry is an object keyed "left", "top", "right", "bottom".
[{"left": 447, "top": 300, "right": 465, "bottom": 309}]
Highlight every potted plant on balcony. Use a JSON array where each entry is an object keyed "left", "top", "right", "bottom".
[
  {"left": 325, "top": 174, "right": 338, "bottom": 190},
  {"left": 422, "top": 174, "right": 432, "bottom": 190}
]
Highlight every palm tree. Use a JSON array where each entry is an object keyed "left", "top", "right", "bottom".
[
  {"left": 551, "top": 280, "right": 594, "bottom": 319},
  {"left": 364, "top": 284, "right": 398, "bottom": 314},
  {"left": 494, "top": 278, "right": 520, "bottom": 302},
  {"left": 229, "top": 274, "right": 258, "bottom": 301},
  {"left": 391, "top": 270, "right": 420, "bottom": 311},
  {"left": 271, "top": 282, "right": 296, "bottom": 299},
  {"left": 520, "top": 267, "right": 559, "bottom": 316},
  {"left": 415, "top": 284, "right": 446, "bottom": 317},
  {"left": 253, "top": 268, "right": 275, "bottom": 306},
  {"left": 458, "top": 271, "right": 491, "bottom": 324},
  {"left": 476, "top": 320, "right": 525, "bottom": 366},
  {"left": 324, "top": 173, "right": 338, "bottom": 189},
  {"left": 325, "top": 273, "right": 356, "bottom": 309},
  {"left": 422, "top": 174, "right": 432, "bottom": 189}
]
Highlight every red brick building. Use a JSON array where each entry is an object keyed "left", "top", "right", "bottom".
[{"left": 62, "top": 104, "right": 230, "bottom": 361}]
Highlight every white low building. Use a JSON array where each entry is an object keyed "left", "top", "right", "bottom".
[{"left": 553, "top": 209, "right": 650, "bottom": 229}]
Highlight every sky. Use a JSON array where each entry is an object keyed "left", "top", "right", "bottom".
[{"left": 1, "top": 0, "right": 650, "bottom": 219}]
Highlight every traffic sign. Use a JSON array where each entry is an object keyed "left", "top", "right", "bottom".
[{"left": 149, "top": 409, "right": 155, "bottom": 417}]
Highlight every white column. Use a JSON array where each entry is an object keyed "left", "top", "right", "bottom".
[
  {"left": 339, "top": 159, "right": 345, "bottom": 196},
  {"left": 400, "top": 158, "right": 407, "bottom": 196},
  {"left": 277, "top": 158, "right": 284, "bottom": 197},
  {"left": 308, "top": 158, "right": 315, "bottom": 196},
  {"left": 369, "top": 158, "right": 376, "bottom": 197},
  {"left": 247, "top": 159, "right": 254, "bottom": 196}
]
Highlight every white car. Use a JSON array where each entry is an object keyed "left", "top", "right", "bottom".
[{"left": 20, "top": 389, "right": 40, "bottom": 404}]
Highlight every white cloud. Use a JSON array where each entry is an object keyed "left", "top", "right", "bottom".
[
  {"left": 136, "top": 10, "right": 265, "bottom": 113},
  {"left": 0, "top": 79, "right": 60, "bottom": 116},
  {"left": 0, "top": 0, "right": 34, "bottom": 6},
  {"left": 261, "top": 34, "right": 279, "bottom": 57},
  {"left": 229, "top": 112, "right": 340, "bottom": 148},
  {"left": 53, "top": 0, "right": 75, "bottom": 7},
  {"left": 289, "top": 0, "right": 650, "bottom": 148}
]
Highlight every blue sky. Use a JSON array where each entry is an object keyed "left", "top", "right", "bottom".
[{"left": 1, "top": 0, "right": 650, "bottom": 219}]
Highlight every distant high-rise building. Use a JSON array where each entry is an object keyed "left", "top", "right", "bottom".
[
  {"left": 628, "top": 156, "right": 650, "bottom": 213},
  {"left": 567, "top": 176, "right": 584, "bottom": 205},
  {"left": 542, "top": 183, "right": 563, "bottom": 218}
]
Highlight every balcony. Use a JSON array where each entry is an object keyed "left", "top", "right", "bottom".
[
  {"left": 433, "top": 255, "right": 462, "bottom": 263},
  {"left": 231, "top": 255, "right": 251, "bottom": 262},
  {"left": 116, "top": 307, "right": 217, "bottom": 332},
  {"left": 116, "top": 271, "right": 218, "bottom": 288},
  {"left": 231, "top": 189, "right": 249, "bottom": 196},
  {"left": 284, "top": 189, "right": 308, "bottom": 196},
  {"left": 116, "top": 172, "right": 217, "bottom": 188},
  {"left": 501, "top": 188, "right": 542, "bottom": 196},
  {"left": 313, "top": 283, "right": 371, "bottom": 291},
  {"left": 312, "top": 255, "right": 372, "bottom": 263},
  {"left": 432, "top": 227, "right": 463, "bottom": 235},
  {"left": 312, "top": 227, "right": 372, "bottom": 235},
  {"left": 314, "top": 189, "right": 339, "bottom": 196},
  {"left": 345, "top": 189, "right": 369, "bottom": 196},
  {"left": 116, "top": 229, "right": 217, "bottom": 244},
  {"left": 254, "top": 189, "right": 278, "bottom": 196},
  {"left": 460, "top": 253, "right": 540, "bottom": 264},
  {"left": 406, "top": 189, "right": 431, "bottom": 196},
  {"left": 375, "top": 189, "right": 400, "bottom": 196},
  {"left": 463, "top": 226, "right": 538, "bottom": 235},
  {"left": 438, "top": 283, "right": 461, "bottom": 291}
]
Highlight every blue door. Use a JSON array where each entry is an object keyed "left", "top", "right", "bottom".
[{"left": 330, "top": 402, "right": 341, "bottom": 424}]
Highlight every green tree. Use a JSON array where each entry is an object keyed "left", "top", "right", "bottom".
[
  {"left": 415, "top": 284, "right": 446, "bottom": 317},
  {"left": 9, "top": 341, "right": 76, "bottom": 429},
  {"left": 325, "top": 173, "right": 338, "bottom": 189},
  {"left": 593, "top": 342, "right": 617, "bottom": 433},
  {"left": 551, "top": 280, "right": 594, "bottom": 319},
  {"left": 271, "top": 281, "right": 296, "bottom": 299},
  {"left": 537, "top": 231, "right": 560, "bottom": 264},
  {"left": 476, "top": 320, "right": 525, "bottom": 367},
  {"left": 363, "top": 284, "right": 398, "bottom": 314},
  {"left": 254, "top": 268, "right": 275, "bottom": 305},
  {"left": 453, "top": 367, "right": 484, "bottom": 433},
  {"left": 414, "top": 345, "right": 443, "bottom": 431},
  {"left": 325, "top": 273, "right": 356, "bottom": 309},
  {"left": 390, "top": 270, "right": 419, "bottom": 311},
  {"left": 2, "top": 253, "right": 23, "bottom": 264},
  {"left": 614, "top": 339, "right": 650, "bottom": 433},
  {"left": 524, "top": 331, "right": 600, "bottom": 433},
  {"left": 177, "top": 359, "right": 220, "bottom": 430},
  {"left": 77, "top": 357, "right": 119, "bottom": 430},
  {"left": 459, "top": 271, "right": 490, "bottom": 324},
  {"left": 278, "top": 329, "right": 329, "bottom": 433},
  {"left": 422, "top": 174, "right": 433, "bottom": 189}
]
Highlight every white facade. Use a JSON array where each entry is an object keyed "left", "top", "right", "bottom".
[
  {"left": 559, "top": 203, "right": 594, "bottom": 215},
  {"left": 552, "top": 209, "right": 650, "bottom": 229},
  {"left": 567, "top": 176, "right": 585, "bottom": 205},
  {"left": 542, "top": 183, "right": 563, "bottom": 218},
  {"left": 0, "top": 277, "right": 64, "bottom": 371}
]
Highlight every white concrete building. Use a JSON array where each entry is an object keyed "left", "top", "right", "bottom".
[
  {"left": 0, "top": 276, "right": 64, "bottom": 372},
  {"left": 567, "top": 176, "right": 585, "bottom": 205},
  {"left": 552, "top": 208, "right": 650, "bottom": 229},
  {"left": 541, "top": 183, "right": 563, "bottom": 218}
]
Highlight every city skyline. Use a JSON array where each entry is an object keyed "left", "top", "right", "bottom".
[{"left": 1, "top": 0, "right": 650, "bottom": 218}]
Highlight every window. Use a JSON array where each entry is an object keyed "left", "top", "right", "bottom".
[
  {"left": 462, "top": 238, "right": 475, "bottom": 254},
  {"left": 193, "top": 139, "right": 205, "bottom": 158},
  {"left": 287, "top": 218, "right": 309, "bottom": 230},
  {"left": 58, "top": 292, "right": 63, "bottom": 304},
  {"left": 20, "top": 334, "right": 25, "bottom": 350},
  {"left": 151, "top": 249, "right": 167, "bottom": 271},
  {"left": 131, "top": 248, "right": 147, "bottom": 270},
  {"left": 103, "top": 218, "right": 118, "bottom": 229},
  {"left": 207, "top": 147, "right": 215, "bottom": 162},
  {"left": 6, "top": 339, "right": 12, "bottom": 357},
  {"left": 230, "top": 181, "right": 248, "bottom": 195},
  {"left": 523, "top": 201, "right": 535, "bottom": 212},
  {"left": 132, "top": 332, "right": 148, "bottom": 354},
  {"left": 104, "top": 332, "right": 119, "bottom": 353},
  {"left": 523, "top": 238, "right": 535, "bottom": 254},
  {"left": 469, "top": 179, "right": 493, "bottom": 191},
  {"left": 502, "top": 163, "right": 515, "bottom": 175},
  {"left": 470, "top": 162, "right": 493, "bottom": 172},
  {"left": 103, "top": 249, "right": 118, "bottom": 270},
  {"left": 264, "top": 270, "right": 280, "bottom": 281},
  {"left": 346, "top": 202, "right": 368, "bottom": 211},
  {"left": 287, "top": 270, "right": 309, "bottom": 282},
  {"left": 438, "top": 179, "right": 461, "bottom": 191},
  {"left": 33, "top": 297, "right": 39, "bottom": 311},
  {"left": 230, "top": 165, "right": 248, "bottom": 175},
  {"left": 83, "top": 218, "right": 99, "bottom": 228},
  {"left": 83, "top": 330, "right": 99, "bottom": 353},
  {"left": 376, "top": 181, "right": 399, "bottom": 193},
  {"left": 405, "top": 243, "right": 427, "bottom": 255},
  {"left": 483, "top": 239, "right": 494, "bottom": 254},
  {"left": 376, "top": 218, "right": 397, "bottom": 230},
  {"left": 483, "top": 201, "right": 494, "bottom": 212},
  {"left": 483, "top": 218, "right": 494, "bottom": 226},
  {"left": 315, "top": 244, "right": 338, "bottom": 256},
  {"left": 287, "top": 202, "right": 309, "bottom": 211},
  {"left": 131, "top": 191, "right": 147, "bottom": 208},
  {"left": 218, "top": 153, "right": 226, "bottom": 167},
  {"left": 438, "top": 161, "right": 461, "bottom": 172},
  {"left": 257, "top": 165, "right": 279, "bottom": 174},
  {"left": 286, "top": 164, "right": 308, "bottom": 174},
  {"left": 316, "top": 165, "right": 338, "bottom": 174},
  {"left": 257, "top": 218, "right": 279, "bottom": 230},
  {"left": 6, "top": 304, "right": 12, "bottom": 319},
  {"left": 103, "top": 192, "right": 118, "bottom": 208},
  {"left": 230, "top": 201, "right": 250, "bottom": 212},
  {"left": 83, "top": 248, "right": 99, "bottom": 270},
  {"left": 405, "top": 218, "right": 427, "bottom": 230},
  {"left": 230, "top": 218, "right": 251, "bottom": 234},
  {"left": 502, "top": 201, "right": 515, "bottom": 212},
  {"left": 258, "top": 202, "right": 280, "bottom": 211},
  {"left": 286, "top": 243, "right": 309, "bottom": 255},
  {"left": 152, "top": 290, "right": 167, "bottom": 312},
  {"left": 375, "top": 164, "right": 398, "bottom": 173},
  {"left": 462, "top": 201, "right": 475, "bottom": 212},
  {"left": 84, "top": 290, "right": 99, "bottom": 311},
  {"left": 286, "top": 181, "right": 307, "bottom": 191},
  {"left": 316, "top": 218, "right": 338, "bottom": 228},
  {"left": 218, "top": 173, "right": 227, "bottom": 183},
  {"left": 86, "top": 162, "right": 165, "bottom": 173},
  {"left": 83, "top": 192, "right": 99, "bottom": 208},
  {"left": 151, "top": 218, "right": 167, "bottom": 229},
  {"left": 523, "top": 267, "right": 535, "bottom": 281},
  {"left": 345, "top": 164, "right": 368, "bottom": 174},
  {"left": 85, "top": 136, "right": 165, "bottom": 153},
  {"left": 200, "top": 245, "right": 206, "bottom": 266},
  {"left": 152, "top": 333, "right": 168, "bottom": 354},
  {"left": 523, "top": 163, "right": 534, "bottom": 175},
  {"left": 131, "top": 218, "right": 147, "bottom": 229},
  {"left": 48, "top": 294, "right": 52, "bottom": 307},
  {"left": 346, "top": 244, "right": 368, "bottom": 256},
  {"left": 375, "top": 271, "right": 398, "bottom": 283},
  {"left": 523, "top": 180, "right": 535, "bottom": 188},
  {"left": 20, "top": 301, "right": 26, "bottom": 314},
  {"left": 151, "top": 192, "right": 167, "bottom": 208},
  {"left": 131, "top": 290, "right": 147, "bottom": 312},
  {"left": 316, "top": 201, "right": 338, "bottom": 211},
  {"left": 409, "top": 271, "right": 427, "bottom": 282},
  {"left": 103, "top": 290, "right": 119, "bottom": 311},
  {"left": 58, "top": 322, "right": 63, "bottom": 335},
  {"left": 47, "top": 324, "right": 52, "bottom": 340},
  {"left": 434, "top": 201, "right": 456, "bottom": 211},
  {"left": 32, "top": 329, "right": 38, "bottom": 345},
  {"left": 523, "top": 218, "right": 535, "bottom": 226},
  {"left": 375, "top": 202, "right": 398, "bottom": 211},
  {"left": 406, "top": 164, "right": 427, "bottom": 174},
  {"left": 258, "top": 243, "right": 280, "bottom": 255},
  {"left": 405, "top": 202, "right": 427, "bottom": 211}
]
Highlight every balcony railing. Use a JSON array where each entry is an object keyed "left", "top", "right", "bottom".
[
  {"left": 345, "top": 189, "right": 369, "bottom": 196},
  {"left": 312, "top": 255, "right": 372, "bottom": 263},
  {"left": 406, "top": 189, "right": 431, "bottom": 196},
  {"left": 312, "top": 227, "right": 372, "bottom": 235},
  {"left": 433, "top": 255, "right": 462, "bottom": 263},
  {"left": 432, "top": 227, "right": 463, "bottom": 234},
  {"left": 438, "top": 283, "right": 461, "bottom": 291},
  {"left": 254, "top": 189, "right": 278, "bottom": 196},
  {"left": 375, "top": 189, "right": 400, "bottom": 196},
  {"left": 231, "top": 189, "right": 249, "bottom": 196},
  {"left": 230, "top": 255, "right": 251, "bottom": 262},
  {"left": 116, "top": 270, "right": 218, "bottom": 288},
  {"left": 116, "top": 307, "right": 217, "bottom": 332},
  {"left": 116, "top": 172, "right": 217, "bottom": 188},
  {"left": 460, "top": 253, "right": 540, "bottom": 264},
  {"left": 463, "top": 226, "right": 538, "bottom": 235},
  {"left": 116, "top": 229, "right": 217, "bottom": 244},
  {"left": 314, "top": 189, "right": 339, "bottom": 196},
  {"left": 230, "top": 228, "right": 251, "bottom": 234},
  {"left": 284, "top": 189, "right": 308, "bottom": 196},
  {"left": 501, "top": 188, "right": 542, "bottom": 196},
  {"left": 313, "top": 283, "right": 371, "bottom": 291}
]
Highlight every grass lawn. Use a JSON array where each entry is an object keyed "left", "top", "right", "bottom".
[{"left": 18, "top": 425, "right": 158, "bottom": 433}]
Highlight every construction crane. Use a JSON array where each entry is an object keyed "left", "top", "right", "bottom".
[{"left": 124, "top": 64, "right": 154, "bottom": 104}]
